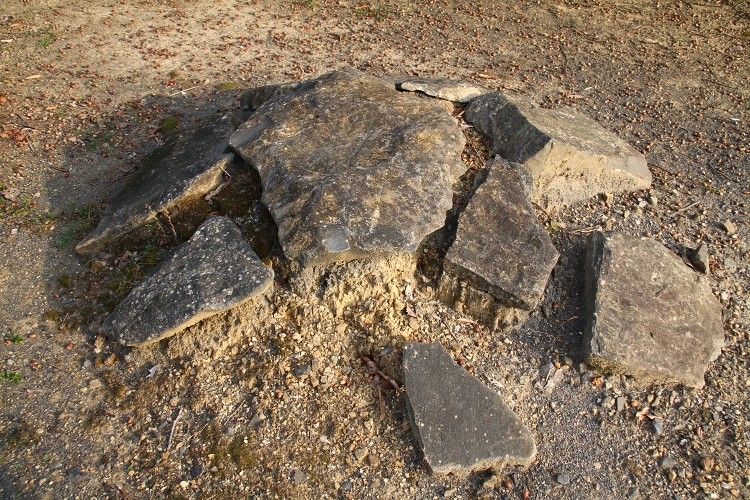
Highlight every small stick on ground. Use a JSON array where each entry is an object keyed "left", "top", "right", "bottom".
[{"left": 166, "top": 407, "right": 183, "bottom": 451}]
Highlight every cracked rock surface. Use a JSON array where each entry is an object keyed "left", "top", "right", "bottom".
[{"left": 230, "top": 69, "right": 467, "bottom": 268}]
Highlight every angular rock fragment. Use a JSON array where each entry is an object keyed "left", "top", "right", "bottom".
[
  {"left": 395, "top": 77, "right": 491, "bottom": 103},
  {"left": 439, "top": 158, "right": 558, "bottom": 327},
  {"left": 230, "top": 70, "right": 466, "bottom": 268},
  {"left": 465, "top": 92, "right": 651, "bottom": 209},
  {"left": 76, "top": 114, "right": 235, "bottom": 254},
  {"left": 583, "top": 231, "right": 724, "bottom": 388},
  {"left": 103, "top": 216, "right": 273, "bottom": 346},
  {"left": 403, "top": 342, "right": 536, "bottom": 475}
]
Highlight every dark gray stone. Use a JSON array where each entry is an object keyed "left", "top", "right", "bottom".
[
  {"left": 395, "top": 77, "right": 491, "bottom": 103},
  {"left": 76, "top": 114, "right": 235, "bottom": 254},
  {"left": 439, "top": 158, "right": 558, "bottom": 326},
  {"left": 230, "top": 70, "right": 466, "bottom": 268},
  {"left": 103, "top": 216, "right": 273, "bottom": 346},
  {"left": 465, "top": 92, "right": 651, "bottom": 209},
  {"left": 583, "top": 231, "right": 724, "bottom": 388},
  {"left": 239, "top": 80, "right": 315, "bottom": 111},
  {"left": 403, "top": 342, "right": 536, "bottom": 475}
]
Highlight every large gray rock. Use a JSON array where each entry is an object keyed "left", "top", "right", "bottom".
[
  {"left": 465, "top": 92, "right": 651, "bottom": 209},
  {"left": 230, "top": 70, "right": 466, "bottom": 268},
  {"left": 583, "top": 231, "right": 724, "bottom": 388},
  {"left": 103, "top": 216, "right": 273, "bottom": 346},
  {"left": 395, "top": 77, "right": 491, "bottom": 103},
  {"left": 439, "top": 158, "right": 558, "bottom": 326},
  {"left": 76, "top": 115, "right": 235, "bottom": 255},
  {"left": 403, "top": 342, "right": 536, "bottom": 475}
]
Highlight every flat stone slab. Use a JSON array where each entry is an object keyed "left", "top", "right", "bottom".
[
  {"left": 230, "top": 70, "right": 466, "bottom": 268},
  {"left": 584, "top": 231, "right": 724, "bottom": 388},
  {"left": 395, "top": 77, "right": 491, "bottom": 103},
  {"left": 465, "top": 92, "right": 651, "bottom": 209},
  {"left": 403, "top": 342, "right": 536, "bottom": 475},
  {"left": 103, "top": 216, "right": 273, "bottom": 346},
  {"left": 441, "top": 157, "right": 559, "bottom": 312},
  {"left": 76, "top": 114, "right": 235, "bottom": 254}
]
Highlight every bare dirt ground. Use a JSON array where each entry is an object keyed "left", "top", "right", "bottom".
[{"left": 1, "top": 0, "right": 749, "bottom": 499}]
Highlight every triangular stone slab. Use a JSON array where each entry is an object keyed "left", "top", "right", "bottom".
[
  {"left": 439, "top": 157, "right": 558, "bottom": 326},
  {"left": 103, "top": 216, "right": 273, "bottom": 346},
  {"left": 229, "top": 69, "right": 467, "bottom": 268},
  {"left": 76, "top": 114, "right": 235, "bottom": 255},
  {"left": 403, "top": 342, "right": 536, "bottom": 475},
  {"left": 584, "top": 231, "right": 724, "bottom": 388},
  {"left": 465, "top": 92, "right": 651, "bottom": 210}
]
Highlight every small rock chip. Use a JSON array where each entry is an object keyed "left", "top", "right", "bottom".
[
  {"left": 340, "top": 480, "right": 352, "bottom": 491},
  {"left": 616, "top": 396, "right": 626, "bottom": 412},
  {"left": 659, "top": 456, "right": 678, "bottom": 468},
  {"left": 722, "top": 220, "right": 736, "bottom": 234},
  {"left": 292, "top": 470, "right": 308, "bottom": 485},
  {"left": 555, "top": 473, "right": 570, "bottom": 485},
  {"left": 190, "top": 464, "right": 203, "bottom": 478},
  {"left": 667, "top": 469, "right": 677, "bottom": 482},
  {"left": 700, "top": 457, "right": 715, "bottom": 471},
  {"left": 626, "top": 487, "right": 641, "bottom": 499},
  {"left": 294, "top": 364, "right": 311, "bottom": 377},
  {"left": 600, "top": 396, "right": 615, "bottom": 409},
  {"left": 688, "top": 243, "right": 709, "bottom": 274},
  {"left": 653, "top": 418, "right": 664, "bottom": 434}
]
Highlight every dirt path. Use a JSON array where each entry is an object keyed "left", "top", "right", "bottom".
[{"left": 1, "top": 0, "right": 748, "bottom": 499}]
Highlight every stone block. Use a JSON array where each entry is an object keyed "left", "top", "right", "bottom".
[
  {"left": 583, "top": 231, "right": 724, "bottom": 388},
  {"left": 465, "top": 92, "right": 651, "bottom": 209}
]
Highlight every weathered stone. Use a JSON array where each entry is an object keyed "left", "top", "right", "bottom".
[
  {"left": 395, "top": 77, "right": 491, "bottom": 103},
  {"left": 239, "top": 80, "right": 315, "bottom": 111},
  {"left": 403, "top": 342, "right": 536, "bottom": 475},
  {"left": 103, "top": 216, "right": 273, "bottom": 346},
  {"left": 439, "top": 158, "right": 558, "bottom": 326},
  {"left": 76, "top": 115, "right": 235, "bottom": 255},
  {"left": 230, "top": 70, "right": 466, "bottom": 268},
  {"left": 465, "top": 92, "right": 651, "bottom": 209},
  {"left": 688, "top": 242, "right": 709, "bottom": 274},
  {"left": 583, "top": 231, "right": 724, "bottom": 388}
]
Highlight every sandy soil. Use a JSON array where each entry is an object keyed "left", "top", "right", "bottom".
[{"left": 0, "top": 0, "right": 749, "bottom": 499}]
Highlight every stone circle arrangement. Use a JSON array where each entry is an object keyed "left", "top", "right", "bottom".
[{"left": 75, "top": 69, "right": 724, "bottom": 475}]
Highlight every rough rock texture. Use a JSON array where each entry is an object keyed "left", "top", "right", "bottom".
[
  {"left": 583, "top": 231, "right": 724, "bottom": 388},
  {"left": 239, "top": 80, "right": 315, "bottom": 111},
  {"left": 395, "top": 77, "right": 491, "bottom": 103},
  {"left": 439, "top": 157, "right": 558, "bottom": 326},
  {"left": 403, "top": 342, "right": 537, "bottom": 475},
  {"left": 76, "top": 114, "right": 235, "bottom": 254},
  {"left": 230, "top": 69, "right": 466, "bottom": 268},
  {"left": 465, "top": 92, "right": 651, "bottom": 209},
  {"left": 103, "top": 216, "right": 273, "bottom": 346}
]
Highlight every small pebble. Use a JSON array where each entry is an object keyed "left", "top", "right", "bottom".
[
  {"left": 616, "top": 396, "right": 626, "bottom": 412},
  {"left": 556, "top": 473, "right": 570, "bottom": 485},
  {"left": 653, "top": 418, "right": 664, "bottom": 434},
  {"left": 340, "top": 480, "right": 352, "bottom": 491},
  {"left": 292, "top": 470, "right": 308, "bottom": 485},
  {"left": 659, "top": 456, "right": 678, "bottom": 468}
]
